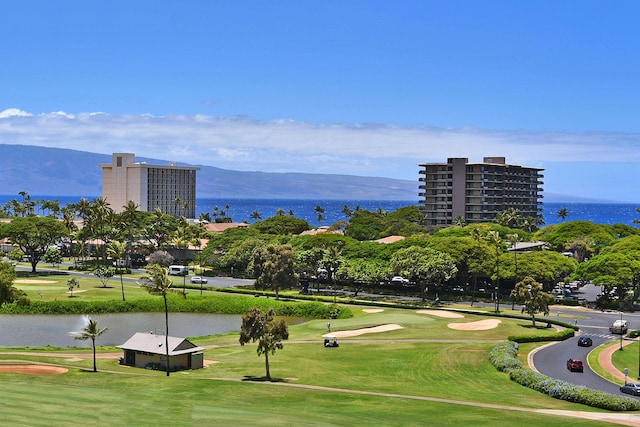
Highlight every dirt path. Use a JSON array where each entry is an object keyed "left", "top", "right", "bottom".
[{"left": 598, "top": 339, "right": 636, "bottom": 383}]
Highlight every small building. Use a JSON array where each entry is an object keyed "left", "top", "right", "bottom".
[{"left": 117, "top": 332, "right": 206, "bottom": 371}]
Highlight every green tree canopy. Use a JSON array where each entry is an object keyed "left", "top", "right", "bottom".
[
  {"left": 251, "top": 244, "right": 298, "bottom": 298},
  {"left": 252, "top": 215, "right": 310, "bottom": 235},
  {"left": 390, "top": 246, "right": 457, "bottom": 285},
  {"left": 0, "top": 216, "right": 68, "bottom": 272},
  {"left": 239, "top": 307, "right": 289, "bottom": 381},
  {"left": 0, "top": 261, "right": 25, "bottom": 305},
  {"left": 513, "top": 276, "right": 555, "bottom": 327},
  {"left": 533, "top": 220, "right": 616, "bottom": 254}
]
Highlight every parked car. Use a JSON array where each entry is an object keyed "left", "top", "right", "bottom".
[
  {"left": 390, "top": 276, "right": 409, "bottom": 284},
  {"left": 190, "top": 276, "right": 208, "bottom": 284},
  {"left": 620, "top": 382, "right": 640, "bottom": 396},
  {"left": 566, "top": 358, "right": 584, "bottom": 372},
  {"left": 577, "top": 336, "right": 593, "bottom": 347}
]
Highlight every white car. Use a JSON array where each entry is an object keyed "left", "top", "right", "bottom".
[
  {"left": 391, "top": 276, "right": 409, "bottom": 284},
  {"left": 190, "top": 276, "right": 208, "bottom": 284}
]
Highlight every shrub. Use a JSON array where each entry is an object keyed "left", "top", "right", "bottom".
[{"left": 489, "top": 341, "right": 640, "bottom": 411}]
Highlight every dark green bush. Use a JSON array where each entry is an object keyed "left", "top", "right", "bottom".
[
  {"left": 490, "top": 341, "right": 640, "bottom": 411},
  {"left": 508, "top": 328, "right": 575, "bottom": 343}
]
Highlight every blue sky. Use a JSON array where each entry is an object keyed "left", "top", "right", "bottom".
[{"left": 1, "top": 1, "right": 640, "bottom": 202}]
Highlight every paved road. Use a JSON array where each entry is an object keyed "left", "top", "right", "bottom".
[{"left": 534, "top": 291, "right": 640, "bottom": 400}]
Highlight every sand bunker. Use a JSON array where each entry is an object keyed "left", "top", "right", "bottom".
[
  {"left": 0, "top": 365, "right": 68, "bottom": 375},
  {"left": 416, "top": 309, "right": 464, "bottom": 319},
  {"left": 448, "top": 319, "right": 501, "bottom": 331},
  {"left": 324, "top": 324, "right": 403, "bottom": 338},
  {"left": 362, "top": 309, "right": 384, "bottom": 313},
  {"left": 15, "top": 279, "right": 57, "bottom": 284}
]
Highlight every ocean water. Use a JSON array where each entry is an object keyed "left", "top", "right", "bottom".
[{"left": 0, "top": 196, "right": 638, "bottom": 228}]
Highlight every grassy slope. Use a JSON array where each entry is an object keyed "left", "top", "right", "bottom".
[{"left": 0, "top": 305, "right": 615, "bottom": 426}]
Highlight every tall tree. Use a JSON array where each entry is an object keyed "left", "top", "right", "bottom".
[
  {"left": 74, "top": 318, "right": 107, "bottom": 372},
  {"left": 107, "top": 240, "right": 128, "bottom": 301},
  {"left": 487, "top": 230, "right": 504, "bottom": 313},
  {"left": 138, "top": 263, "right": 180, "bottom": 376},
  {"left": 251, "top": 244, "right": 298, "bottom": 299},
  {"left": 469, "top": 227, "right": 484, "bottom": 306},
  {"left": 557, "top": 207, "right": 569, "bottom": 222},
  {"left": 239, "top": 307, "right": 289, "bottom": 381},
  {"left": 85, "top": 197, "right": 115, "bottom": 265},
  {"left": 507, "top": 233, "right": 521, "bottom": 307},
  {"left": 118, "top": 200, "right": 142, "bottom": 267},
  {"left": 0, "top": 261, "right": 25, "bottom": 305},
  {"left": 250, "top": 210, "right": 262, "bottom": 223},
  {"left": 0, "top": 216, "right": 68, "bottom": 272},
  {"left": 513, "top": 276, "right": 554, "bottom": 327},
  {"left": 314, "top": 205, "right": 325, "bottom": 226}
]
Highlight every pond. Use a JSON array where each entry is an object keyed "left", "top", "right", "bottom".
[{"left": 0, "top": 313, "right": 243, "bottom": 347}]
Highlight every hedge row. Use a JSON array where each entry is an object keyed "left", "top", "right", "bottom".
[
  {"left": 489, "top": 341, "right": 640, "bottom": 411},
  {"left": 508, "top": 328, "right": 575, "bottom": 343},
  {"left": 0, "top": 294, "right": 353, "bottom": 319}
]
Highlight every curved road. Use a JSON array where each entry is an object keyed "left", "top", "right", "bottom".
[{"left": 534, "top": 286, "right": 640, "bottom": 400}]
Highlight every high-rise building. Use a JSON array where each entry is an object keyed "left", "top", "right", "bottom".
[
  {"left": 101, "top": 153, "right": 199, "bottom": 218},
  {"left": 418, "top": 157, "right": 544, "bottom": 227}
]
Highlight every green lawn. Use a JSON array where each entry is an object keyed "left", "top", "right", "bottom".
[{"left": 0, "top": 302, "right": 622, "bottom": 426}]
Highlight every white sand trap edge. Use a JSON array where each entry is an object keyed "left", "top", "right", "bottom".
[
  {"left": 448, "top": 319, "right": 501, "bottom": 331},
  {"left": 15, "top": 279, "right": 57, "bottom": 284},
  {"left": 323, "top": 324, "right": 403, "bottom": 338},
  {"left": 416, "top": 309, "right": 464, "bottom": 318},
  {"left": 362, "top": 308, "right": 384, "bottom": 313}
]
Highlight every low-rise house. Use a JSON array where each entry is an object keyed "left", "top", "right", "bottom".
[{"left": 117, "top": 332, "right": 206, "bottom": 371}]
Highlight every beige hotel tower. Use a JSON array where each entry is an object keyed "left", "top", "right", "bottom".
[{"left": 101, "top": 153, "right": 199, "bottom": 218}]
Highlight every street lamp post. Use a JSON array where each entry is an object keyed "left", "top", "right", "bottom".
[{"left": 620, "top": 311, "right": 624, "bottom": 351}]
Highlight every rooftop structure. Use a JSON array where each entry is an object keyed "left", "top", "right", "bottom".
[
  {"left": 418, "top": 157, "right": 544, "bottom": 227},
  {"left": 101, "top": 153, "right": 199, "bottom": 218}
]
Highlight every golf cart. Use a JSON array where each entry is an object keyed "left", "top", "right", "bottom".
[{"left": 323, "top": 335, "right": 339, "bottom": 348}]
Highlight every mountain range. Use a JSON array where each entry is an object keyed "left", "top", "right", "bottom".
[
  {"left": 0, "top": 144, "right": 604, "bottom": 203},
  {"left": 0, "top": 144, "right": 418, "bottom": 200}
]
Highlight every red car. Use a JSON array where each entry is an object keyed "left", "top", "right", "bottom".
[{"left": 567, "top": 358, "right": 584, "bottom": 372}]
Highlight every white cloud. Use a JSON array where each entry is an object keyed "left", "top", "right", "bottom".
[
  {"left": 0, "top": 109, "right": 639, "bottom": 200},
  {"left": 0, "top": 108, "right": 32, "bottom": 118}
]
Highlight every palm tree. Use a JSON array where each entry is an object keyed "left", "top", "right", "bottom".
[
  {"left": 88, "top": 197, "right": 115, "bottom": 265},
  {"left": 74, "top": 318, "right": 107, "bottom": 372},
  {"left": 486, "top": 230, "right": 503, "bottom": 313},
  {"left": 341, "top": 205, "right": 352, "bottom": 219},
  {"left": 107, "top": 240, "right": 128, "bottom": 301},
  {"left": 557, "top": 207, "right": 569, "bottom": 222},
  {"left": 314, "top": 205, "right": 325, "bottom": 226},
  {"left": 250, "top": 210, "right": 262, "bottom": 223},
  {"left": 507, "top": 233, "right": 521, "bottom": 309},
  {"left": 275, "top": 209, "right": 286, "bottom": 216},
  {"left": 138, "top": 264, "right": 178, "bottom": 376},
  {"left": 469, "top": 227, "right": 483, "bottom": 306}
]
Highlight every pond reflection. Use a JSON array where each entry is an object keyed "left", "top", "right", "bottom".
[{"left": 0, "top": 313, "right": 241, "bottom": 347}]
